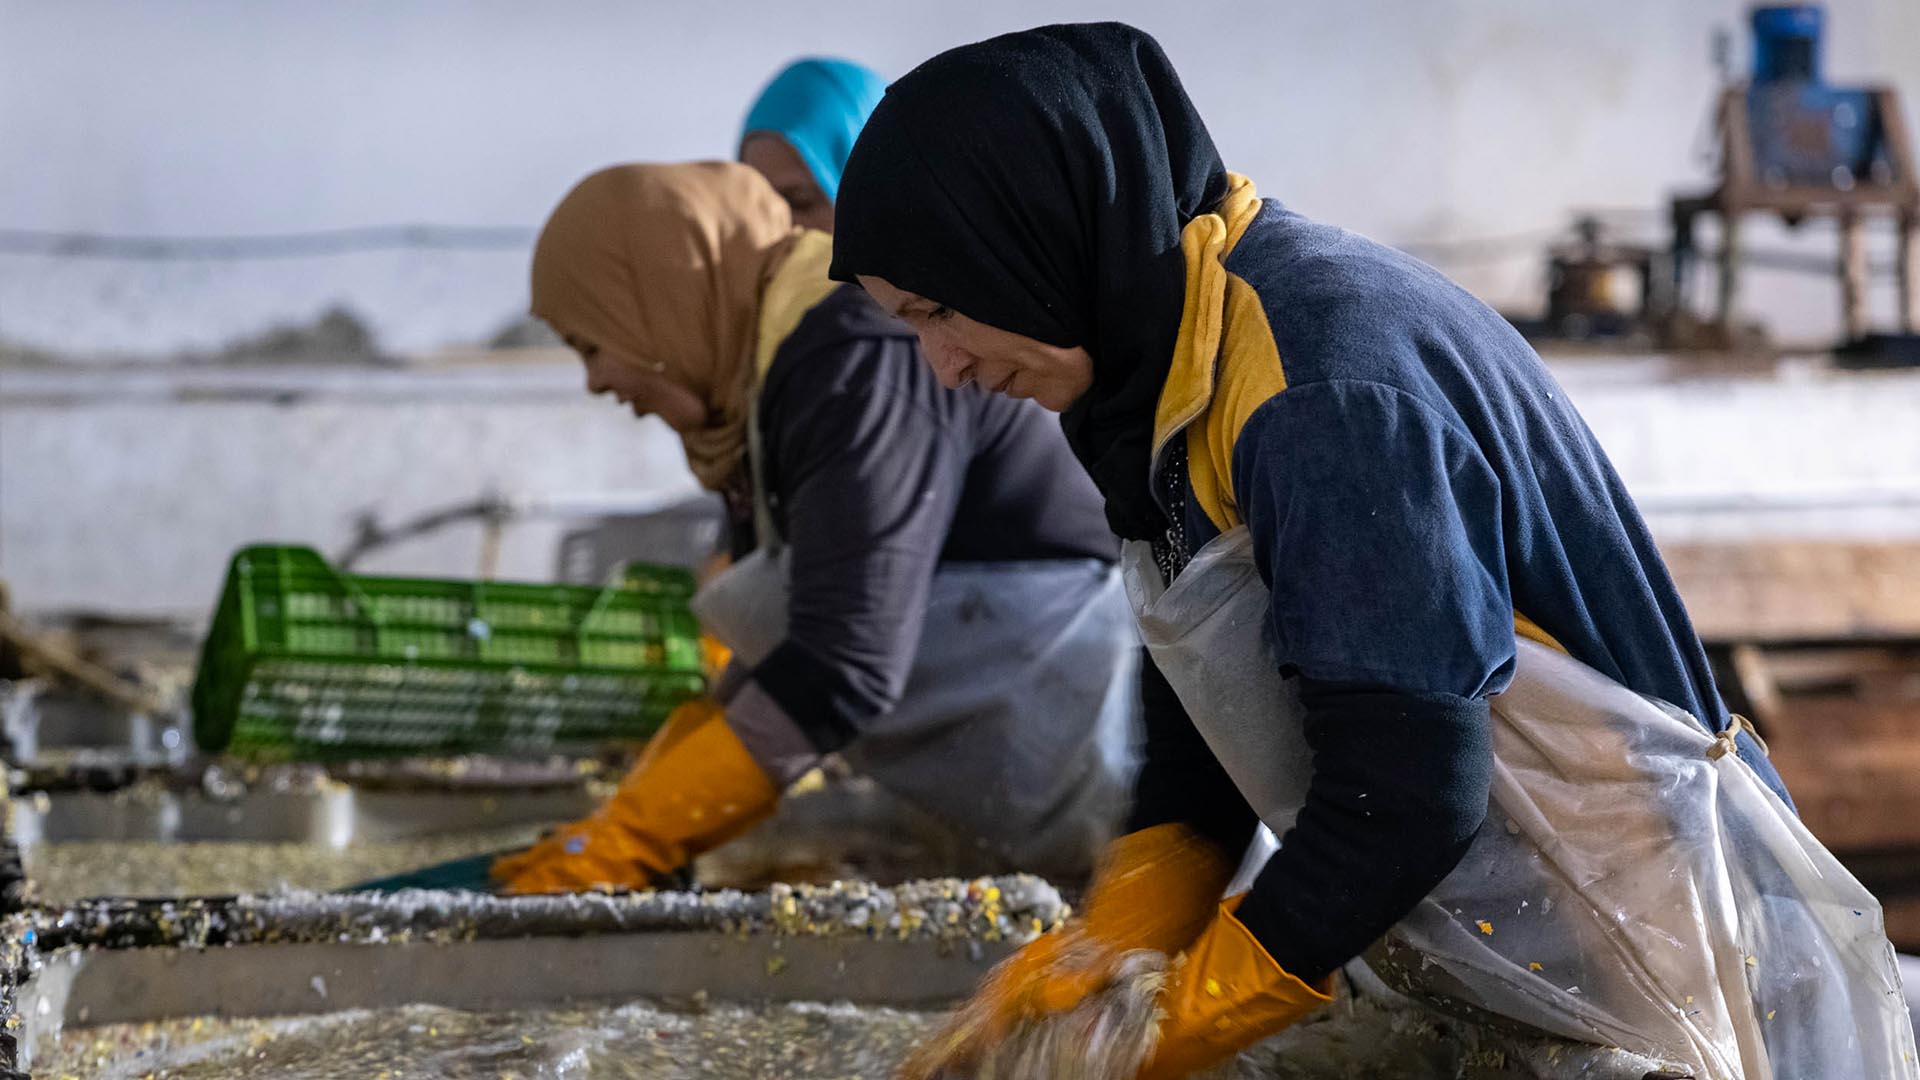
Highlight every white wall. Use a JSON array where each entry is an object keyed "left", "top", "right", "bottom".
[
  {"left": 3, "top": 0, "right": 1917, "bottom": 355},
  {"left": 0, "top": 361, "right": 702, "bottom": 615},
  {"left": 7, "top": 355, "right": 1919, "bottom": 616}
]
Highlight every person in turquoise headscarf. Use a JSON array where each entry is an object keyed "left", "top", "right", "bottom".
[{"left": 738, "top": 57, "right": 886, "bottom": 232}]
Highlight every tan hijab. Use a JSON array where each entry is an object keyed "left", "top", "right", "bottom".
[{"left": 531, "top": 162, "right": 798, "bottom": 491}]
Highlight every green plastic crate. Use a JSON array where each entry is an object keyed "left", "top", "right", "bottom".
[{"left": 192, "top": 545, "right": 707, "bottom": 759}]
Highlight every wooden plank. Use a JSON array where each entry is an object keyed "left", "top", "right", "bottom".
[
  {"left": 1872, "top": 88, "right": 1920, "bottom": 207},
  {"left": 1877, "top": 896, "right": 1920, "bottom": 952},
  {"left": 1766, "top": 695, "right": 1920, "bottom": 850},
  {"left": 1721, "top": 187, "right": 1920, "bottom": 214},
  {"left": 0, "top": 611, "right": 165, "bottom": 716},
  {"left": 1757, "top": 646, "right": 1920, "bottom": 686},
  {"left": 1901, "top": 212, "right": 1919, "bottom": 334},
  {"left": 1660, "top": 540, "right": 1920, "bottom": 642},
  {"left": 1841, "top": 213, "right": 1869, "bottom": 341}
]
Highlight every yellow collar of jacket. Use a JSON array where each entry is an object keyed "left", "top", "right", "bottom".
[
  {"left": 1145, "top": 174, "right": 1563, "bottom": 653},
  {"left": 1150, "top": 172, "right": 1279, "bottom": 535},
  {"left": 754, "top": 229, "right": 842, "bottom": 381}
]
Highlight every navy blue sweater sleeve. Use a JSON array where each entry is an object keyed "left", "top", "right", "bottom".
[
  {"left": 1228, "top": 380, "right": 1505, "bottom": 979},
  {"left": 1237, "top": 380, "right": 1515, "bottom": 695},
  {"left": 747, "top": 336, "right": 968, "bottom": 751}
]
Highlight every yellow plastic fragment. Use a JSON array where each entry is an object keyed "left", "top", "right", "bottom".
[
  {"left": 1477, "top": 921, "right": 1494, "bottom": 935},
  {"left": 1768, "top": 1010, "right": 1777, "bottom": 1021},
  {"left": 786, "top": 768, "right": 828, "bottom": 795},
  {"left": 1746, "top": 955, "right": 1758, "bottom": 968},
  {"left": 1527, "top": 962, "right": 1543, "bottom": 971}
]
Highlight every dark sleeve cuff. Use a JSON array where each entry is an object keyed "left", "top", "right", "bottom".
[
  {"left": 724, "top": 679, "right": 822, "bottom": 788},
  {"left": 748, "top": 639, "right": 874, "bottom": 754},
  {"left": 1234, "top": 679, "right": 1493, "bottom": 981}
]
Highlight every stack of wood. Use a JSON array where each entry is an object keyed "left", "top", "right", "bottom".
[{"left": 1666, "top": 539, "right": 1920, "bottom": 946}]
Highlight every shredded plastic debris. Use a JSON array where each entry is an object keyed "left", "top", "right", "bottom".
[
  {"left": 968, "top": 951, "right": 1169, "bottom": 1080},
  {"left": 34, "top": 1000, "right": 943, "bottom": 1079},
  {"left": 897, "top": 949, "right": 1697, "bottom": 1080},
  {"left": 29, "top": 876, "right": 1066, "bottom": 951},
  {"left": 1232, "top": 990, "right": 1694, "bottom": 1080},
  {"left": 22, "top": 828, "right": 543, "bottom": 904}
]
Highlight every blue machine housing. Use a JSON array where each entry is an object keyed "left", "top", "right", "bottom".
[
  {"left": 1746, "top": 4, "right": 1894, "bottom": 189},
  {"left": 1752, "top": 4, "right": 1822, "bottom": 82}
]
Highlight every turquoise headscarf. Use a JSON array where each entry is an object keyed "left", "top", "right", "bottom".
[{"left": 740, "top": 58, "right": 887, "bottom": 202}]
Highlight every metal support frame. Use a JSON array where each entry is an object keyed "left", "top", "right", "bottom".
[{"left": 1669, "top": 87, "right": 1920, "bottom": 347}]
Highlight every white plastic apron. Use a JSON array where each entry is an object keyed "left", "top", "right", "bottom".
[
  {"left": 693, "top": 545, "right": 1139, "bottom": 881},
  {"left": 1123, "top": 525, "right": 1916, "bottom": 1080}
]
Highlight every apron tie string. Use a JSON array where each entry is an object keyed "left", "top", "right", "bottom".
[{"left": 1708, "top": 713, "right": 1769, "bottom": 761}]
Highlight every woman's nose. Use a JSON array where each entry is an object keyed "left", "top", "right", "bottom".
[{"left": 925, "top": 342, "right": 973, "bottom": 390}]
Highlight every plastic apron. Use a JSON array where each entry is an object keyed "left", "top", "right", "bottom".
[
  {"left": 687, "top": 385, "right": 1139, "bottom": 879},
  {"left": 1122, "top": 525, "right": 1917, "bottom": 1080}
]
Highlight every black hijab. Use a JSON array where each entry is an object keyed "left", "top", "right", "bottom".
[{"left": 828, "top": 22, "right": 1228, "bottom": 540}]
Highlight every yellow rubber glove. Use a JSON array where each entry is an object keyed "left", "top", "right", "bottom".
[
  {"left": 1136, "top": 895, "right": 1334, "bottom": 1080},
  {"left": 899, "top": 823, "right": 1235, "bottom": 1078},
  {"left": 491, "top": 697, "right": 777, "bottom": 894}
]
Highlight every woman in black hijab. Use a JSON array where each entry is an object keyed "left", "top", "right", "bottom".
[
  {"left": 832, "top": 22, "right": 1222, "bottom": 541},
  {"left": 835, "top": 21, "right": 1809, "bottom": 1080}
]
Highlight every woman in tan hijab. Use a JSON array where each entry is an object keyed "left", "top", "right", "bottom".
[{"left": 493, "top": 162, "right": 1138, "bottom": 893}]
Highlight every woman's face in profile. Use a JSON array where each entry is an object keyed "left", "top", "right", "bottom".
[
  {"left": 857, "top": 276, "right": 1095, "bottom": 413},
  {"left": 555, "top": 325, "right": 708, "bottom": 434},
  {"left": 740, "top": 133, "right": 833, "bottom": 233}
]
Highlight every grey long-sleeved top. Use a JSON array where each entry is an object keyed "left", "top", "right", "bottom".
[{"left": 733, "top": 283, "right": 1115, "bottom": 754}]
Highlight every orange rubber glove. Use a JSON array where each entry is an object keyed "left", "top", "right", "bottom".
[
  {"left": 698, "top": 634, "right": 733, "bottom": 679},
  {"left": 491, "top": 697, "right": 777, "bottom": 894},
  {"left": 899, "top": 823, "right": 1236, "bottom": 1078},
  {"left": 1136, "top": 895, "right": 1334, "bottom": 1080}
]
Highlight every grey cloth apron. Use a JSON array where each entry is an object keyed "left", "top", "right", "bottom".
[
  {"left": 689, "top": 368, "right": 1138, "bottom": 880},
  {"left": 691, "top": 538, "right": 1138, "bottom": 882},
  {"left": 1120, "top": 525, "right": 1913, "bottom": 1079}
]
